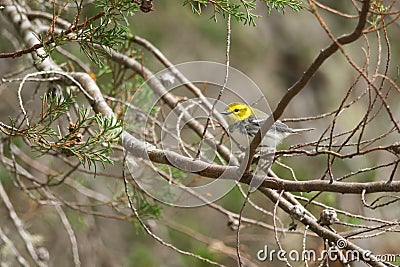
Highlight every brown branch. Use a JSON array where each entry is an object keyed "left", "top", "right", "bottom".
[
  {"left": 121, "top": 155, "right": 225, "bottom": 267},
  {"left": 25, "top": 10, "right": 71, "bottom": 28},
  {"left": 131, "top": 35, "right": 230, "bottom": 137},
  {"left": 65, "top": 45, "right": 399, "bottom": 194},
  {"left": 4, "top": 0, "right": 400, "bottom": 195},
  {"left": 98, "top": 45, "right": 237, "bottom": 164},
  {"left": 259, "top": 188, "right": 387, "bottom": 267},
  {"left": 0, "top": 6, "right": 105, "bottom": 59},
  {"left": 122, "top": 131, "right": 400, "bottom": 193},
  {"left": 245, "top": 0, "right": 372, "bottom": 171},
  {"left": 3, "top": 2, "right": 398, "bottom": 266}
]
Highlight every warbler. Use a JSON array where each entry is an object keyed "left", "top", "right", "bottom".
[{"left": 221, "top": 102, "right": 313, "bottom": 146}]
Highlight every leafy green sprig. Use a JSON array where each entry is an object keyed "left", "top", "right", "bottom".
[
  {"left": 184, "top": 0, "right": 302, "bottom": 25},
  {"left": 9, "top": 91, "right": 122, "bottom": 171}
]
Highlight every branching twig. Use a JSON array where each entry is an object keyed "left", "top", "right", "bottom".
[{"left": 245, "top": 0, "right": 372, "bottom": 171}]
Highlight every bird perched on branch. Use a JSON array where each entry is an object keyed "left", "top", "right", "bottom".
[{"left": 221, "top": 102, "right": 313, "bottom": 147}]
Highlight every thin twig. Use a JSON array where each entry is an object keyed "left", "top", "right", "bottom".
[
  {"left": 0, "top": 180, "right": 46, "bottom": 267},
  {"left": 121, "top": 153, "right": 225, "bottom": 267},
  {"left": 195, "top": 12, "right": 231, "bottom": 159},
  {"left": 236, "top": 191, "right": 250, "bottom": 267},
  {"left": 245, "top": 0, "right": 372, "bottom": 171},
  {"left": 0, "top": 225, "right": 30, "bottom": 267}
]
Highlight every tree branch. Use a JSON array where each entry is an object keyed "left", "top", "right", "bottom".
[{"left": 245, "top": 0, "right": 372, "bottom": 171}]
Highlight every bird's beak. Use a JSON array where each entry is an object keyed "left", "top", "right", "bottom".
[{"left": 220, "top": 110, "right": 234, "bottom": 115}]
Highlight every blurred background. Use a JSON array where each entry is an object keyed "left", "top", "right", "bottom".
[{"left": 0, "top": 1, "right": 400, "bottom": 266}]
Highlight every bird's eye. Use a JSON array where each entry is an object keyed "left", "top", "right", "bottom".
[{"left": 234, "top": 109, "right": 239, "bottom": 112}]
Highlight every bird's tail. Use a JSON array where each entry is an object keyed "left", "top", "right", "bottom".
[{"left": 292, "top": 127, "right": 315, "bottom": 133}]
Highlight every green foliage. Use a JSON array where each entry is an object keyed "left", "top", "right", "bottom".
[
  {"left": 369, "top": 0, "right": 389, "bottom": 27},
  {"left": 95, "top": 51, "right": 142, "bottom": 98},
  {"left": 184, "top": 0, "right": 302, "bottom": 25},
  {"left": 130, "top": 187, "right": 162, "bottom": 221},
  {"left": 38, "top": 0, "right": 303, "bottom": 67},
  {"left": 263, "top": 0, "right": 303, "bottom": 14},
  {"left": 64, "top": 108, "right": 123, "bottom": 169},
  {"left": 79, "top": 20, "right": 130, "bottom": 65},
  {"left": 14, "top": 90, "right": 122, "bottom": 172},
  {"left": 38, "top": 0, "right": 140, "bottom": 65},
  {"left": 136, "top": 197, "right": 162, "bottom": 219},
  {"left": 96, "top": 0, "right": 140, "bottom": 17},
  {"left": 17, "top": 91, "right": 75, "bottom": 150},
  {"left": 38, "top": 90, "right": 76, "bottom": 129},
  {"left": 79, "top": 0, "right": 140, "bottom": 65}
]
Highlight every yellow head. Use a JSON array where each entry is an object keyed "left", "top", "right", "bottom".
[
  {"left": 221, "top": 102, "right": 265, "bottom": 121},
  {"left": 221, "top": 102, "right": 254, "bottom": 121}
]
